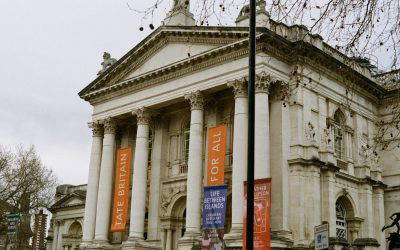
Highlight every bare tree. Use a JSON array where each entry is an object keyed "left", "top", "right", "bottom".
[
  {"left": 127, "top": 0, "right": 400, "bottom": 153},
  {"left": 0, "top": 145, "right": 58, "bottom": 248},
  {"left": 128, "top": 0, "right": 400, "bottom": 69}
]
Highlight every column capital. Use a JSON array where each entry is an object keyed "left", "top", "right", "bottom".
[
  {"left": 269, "top": 81, "right": 290, "bottom": 102},
  {"left": 88, "top": 121, "right": 103, "bottom": 137},
  {"left": 227, "top": 78, "right": 247, "bottom": 98},
  {"left": 184, "top": 90, "right": 204, "bottom": 110},
  {"left": 132, "top": 107, "right": 152, "bottom": 125},
  {"left": 103, "top": 117, "right": 117, "bottom": 134},
  {"left": 255, "top": 72, "right": 276, "bottom": 94}
]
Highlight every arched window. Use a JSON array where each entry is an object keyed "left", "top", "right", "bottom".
[
  {"left": 68, "top": 221, "right": 82, "bottom": 237},
  {"left": 336, "top": 199, "right": 347, "bottom": 240},
  {"left": 333, "top": 110, "right": 346, "bottom": 160}
]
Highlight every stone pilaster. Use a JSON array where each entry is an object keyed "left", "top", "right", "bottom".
[
  {"left": 126, "top": 108, "right": 152, "bottom": 243},
  {"left": 225, "top": 79, "right": 248, "bottom": 246},
  {"left": 270, "top": 85, "right": 292, "bottom": 245},
  {"left": 81, "top": 122, "right": 103, "bottom": 246},
  {"left": 180, "top": 91, "right": 204, "bottom": 243},
  {"left": 147, "top": 117, "right": 169, "bottom": 242},
  {"left": 93, "top": 118, "right": 117, "bottom": 245}
]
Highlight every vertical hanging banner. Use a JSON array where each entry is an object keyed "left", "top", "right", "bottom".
[
  {"left": 202, "top": 185, "right": 228, "bottom": 229},
  {"left": 110, "top": 147, "right": 132, "bottom": 232},
  {"left": 243, "top": 178, "right": 271, "bottom": 250},
  {"left": 207, "top": 125, "right": 227, "bottom": 186}
]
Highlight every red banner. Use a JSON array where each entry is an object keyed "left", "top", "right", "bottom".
[
  {"left": 206, "top": 125, "right": 227, "bottom": 186},
  {"left": 110, "top": 147, "right": 132, "bottom": 232},
  {"left": 243, "top": 178, "right": 271, "bottom": 250}
]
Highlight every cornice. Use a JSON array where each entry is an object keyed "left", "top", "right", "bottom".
[
  {"left": 80, "top": 26, "right": 392, "bottom": 106},
  {"left": 79, "top": 27, "right": 249, "bottom": 97},
  {"left": 85, "top": 38, "right": 261, "bottom": 104}
]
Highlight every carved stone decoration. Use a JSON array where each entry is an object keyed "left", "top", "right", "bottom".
[
  {"left": 88, "top": 121, "right": 103, "bottom": 137},
  {"left": 160, "top": 185, "right": 187, "bottom": 217},
  {"left": 132, "top": 107, "right": 152, "bottom": 125},
  {"left": 172, "top": 0, "right": 189, "bottom": 11},
  {"left": 227, "top": 78, "right": 248, "bottom": 98},
  {"left": 97, "top": 52, "right": 117, "bottom": 76},
  {"left": 359, "top": 145, "right": 370, "bottom": 165},
  {"left": 322, "top": 127, "right": 333, "bottom": 151},
  {"left": 103, "top": 118, "right": 117, "bottom": 134},
  {"left": 269, "top": 81, "right": 290, "bottom": 102},
  {"left": 184, "top": 90, "right": 204, "bottom": 110},
  {"left": 359, "top": 143, "right": 380, "bottom": 167},
  {"left": 255, "top": 72, "right": 275, "bottom": 94},
  {"left": 236, "top": 0, "right": 267, "bottom": 22},
  {"left": 305, "top": 121, "right": 317, "bottom": 144}
]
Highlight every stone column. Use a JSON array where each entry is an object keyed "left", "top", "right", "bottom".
[
  {"left": 94, "top": 118, "right": 117, "bottom": 244},
  {"left": 147, "top": 117, "right": 168, "bottom": 241},
  {"left": 127, "top": 108, "right": 151, "bottom": 241},
  {"left": 166, "top": 229, "right": 173, "bottom": 250},
  {"left": 226, "top": 79, "right": 248, "bottom": 239},
  {"left": 183, "top": 91, "right": 205, "bottom": 237},
  {"left": 320, "top": 169, "right": 337, "bottom": 237},
  {"left": 255, "top": 74, "right": 272, "bottom": 179},
  {"left": 56, "top": 221, "right": 63, "bottom": 250},
  {"left": 81, "top": 122, "right": 103, "bottom": 245},
  {"left": 373, "top": 187, "right": 386, "bottom": 249},
  {"left": 52, "top": 221, "right": 59, "bottom": 250}
]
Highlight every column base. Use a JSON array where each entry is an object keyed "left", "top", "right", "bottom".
[
  {"left": 85, "top": 241, "right": 114, "bottom": 250},
  {"left": 271, "top": 230, "right": 293, "bottom": 249},
  {"left": 224, "top": 227, "right": 243, "bottom": 247},
  {"left": 79, "top": 241, "right": 92, "bottom": 249},
  {"left": 177, "top": 231, "right": 201, "bottom": 250},
  {"left": 122, "top": 238, "right": 162, "bottom": 250}
]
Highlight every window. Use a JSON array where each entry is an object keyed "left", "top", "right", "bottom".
[
  {"left": 333, "top": 110, "right": 346, "bottom": 160},
  {"left": 183, "top": 120, "right": 190, "bottom": 163},
  {"left": 148, "top": 128, "right": 154, "bottom": 164},
  {"left": 336, "top": 200, "right": 347, "bottom": 240}
]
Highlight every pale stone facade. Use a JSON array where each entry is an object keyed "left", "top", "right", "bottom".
[
  {"left": 78, "top": 2, "right": 399, "bottom": 250},
  {"left": 47, "top": 185, "right": 86, "bottom": 250}
]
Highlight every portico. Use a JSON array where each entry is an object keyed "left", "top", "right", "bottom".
[{"left": 76, "top": 1, "right": 397, "bottom": 249}]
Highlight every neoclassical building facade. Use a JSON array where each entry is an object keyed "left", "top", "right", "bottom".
[
  {"left": 47, "top": 184, "right": 86, "bottom": 250},
  {"left": 78, "top": 1, "right": 400, "bottom": 249}
]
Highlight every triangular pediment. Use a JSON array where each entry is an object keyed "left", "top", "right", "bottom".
[
  {"left": 51, "top": 192, "right": 86, "bottom": 210},
  {"left": 65, "top": 197, "right": 84, "bottom": 206},
  {"left": 123, "top": 42, "right": 219, "bottom": 80},
  {"left": 79, "top": 26, "right": 249, "bottom": 98}
]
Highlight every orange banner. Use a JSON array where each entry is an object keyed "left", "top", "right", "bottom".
[
  {"left": 206, "top": 125, "right": 227, "bottom": 186},
  {"left": 243, "top": 178, "right": 271, "bottom": 250},
  {"left": 110, "top": 147, "right": 132, "bottom": 232}
]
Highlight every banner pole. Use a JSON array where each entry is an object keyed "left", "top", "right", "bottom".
[{"left": 246, "top": 0, "right": 256, "bottom": 249}]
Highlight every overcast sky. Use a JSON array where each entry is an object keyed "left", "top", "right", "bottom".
[
  {"left": 0, "top": 1, "right": 172, "bottom": 185},
  {"left": 0, "top": 1, "right": 393, "bottom": 186}
]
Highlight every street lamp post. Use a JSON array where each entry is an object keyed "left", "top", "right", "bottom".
[{"left": 246, "top": 0, "right": 256, "bottom": 249}]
